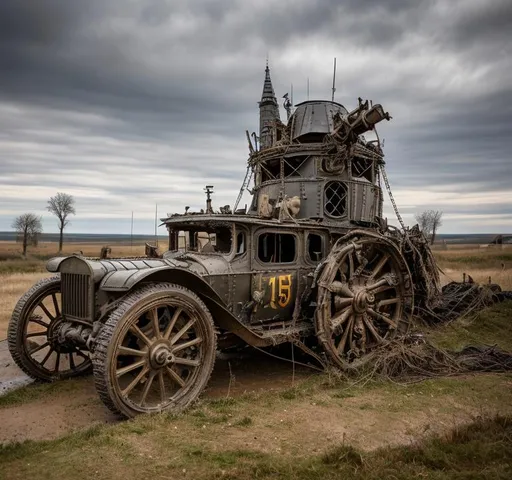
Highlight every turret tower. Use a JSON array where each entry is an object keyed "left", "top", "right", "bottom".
[{"left": 258, "top": 64, "right": 281, "bottom": 149}]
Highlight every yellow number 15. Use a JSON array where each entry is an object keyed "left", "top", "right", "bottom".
[{"left": 268, "top": 274, "right": 292, "bottom": 309}]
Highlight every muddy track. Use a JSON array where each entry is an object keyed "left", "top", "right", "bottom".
[{"left": 0, "top": 344, "right": 312, "bottom": 444}]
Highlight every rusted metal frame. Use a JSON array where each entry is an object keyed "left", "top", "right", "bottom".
[
  {"left": 259, "top": 162, "right": 278, "bottom": 181},
  {"left": 282, "top": 155, "right": 310, "bottom": 178}
]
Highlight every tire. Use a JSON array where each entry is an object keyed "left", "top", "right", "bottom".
[
  {"left": 315, "top": 232, "right": 414, "bottom": 368},
  {"left": 92, "top": 283, "right": 217, "bottom": 418},
  {"left": 8, "top": 275, "right": 92, "bottom": 381}
]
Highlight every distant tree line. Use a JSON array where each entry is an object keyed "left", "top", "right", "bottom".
[{"left": 12, "top": 192, "right": 76, "bottom": 256}]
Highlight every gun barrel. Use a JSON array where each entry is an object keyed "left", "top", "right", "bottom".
[{"left": 348, "top": 104, "right": 390, "bottom": 136}]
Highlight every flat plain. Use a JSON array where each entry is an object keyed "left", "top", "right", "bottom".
[{"left": 0, "top": 241, "right": 511, "bottom": 480}]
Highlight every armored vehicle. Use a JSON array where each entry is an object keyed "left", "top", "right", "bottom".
[{"left": 8, "top": 66, "right": 439, "bottom": 417}]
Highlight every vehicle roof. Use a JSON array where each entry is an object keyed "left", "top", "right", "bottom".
[{"left": 160, "top": 213, "right": 333, "bottom": 231}]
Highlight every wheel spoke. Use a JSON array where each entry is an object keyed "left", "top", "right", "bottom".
[
  {"left": 366, "top": 277, "right": 390, "bottom": 292},
  {"left": 362, "top": 314, "right": 384, "bottom": 343},
  {"left": 336, "top": 315, "right": 354, "bottom": 354},
  {"left": 54, "top": 352, "right": 61, "bottom": 372},
  {"left": 377, "top": 298, "right": 400, "bottom": 307},
  {"left": 329, "top": 281, "right": 354, "bottom": 298},
  {"left": 172, "top": 336, "right": 202, "bottom": 353},
  {"left": 149, "top": 307, "right": 161, "bottom": 339},
  {"left": 370, "top": 253, "right": 390, "bottom": 279},
  {"left": 370, "top": 284, "right": 394, "bottom": 295},
  {"left": 349, "top": 315, "right": 361, "bottom": 353},
  {"left": 52, "top": 293, "right": 61, "bottom": 318},
  {"left": 38, "top": 302, "right": 55, "bottom": 321},
  {"left": 116, "top": 358, "right": 146, "bottom": 378},
  {"left": 158, "top": 370, "right": 166, "bottom": 403},
  {"left": 121, "top": 365, "right": 149, "bottom": 397},
  {"left": 25, "top": 332, "right": 47, "bottom": 338},
  {"left": 334, "top": 296, "right": 353, "bottom": 310},
  {"left": 75, "top": 349, "right": 89, "bottom": 361},
  {"left": 367, "top": 308, "right": 397, "bottom": 329},
  {"left": 166, "top": 366, "right": 186, "bottom": 387},
  {"left": 29, "top": 341, "right": 49, "bottom": 355},
  {"left": 30, "top": 317, "right": 49, "bottom": 328},
  {"left": 69, "top": 353, "right": 76, "bottom": 370},
  {"left": 357, "top": 315, "right": 367, "bottom": 353},
  {"left": 170, "top": 318, "right": 196, "bottom": 346},
  {"left": 163, "top": 307, "right": 182, "bottom": 340},
  {"left": 117, "top": 346, "right": 147, "bottom": 357},
  {"left": 331, "top": 307, "right": 352, "bottom": 331},
  {"left": 140, "top": 372, "right": 156, "bottom": 406},
  {"left": 40, "top": 348, "right": 54, "bottom": 367},
  {"left": 173, "top": 357, "right": 200, "bottom": 367},
  {"left": 130, "top": 324, "right": 152, "bottom": 346}
]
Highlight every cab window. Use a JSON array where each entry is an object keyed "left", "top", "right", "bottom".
[
  {"left": 236, "top": 231, "right": 246, "bottom": 255},
  {"left": 307, "top": 233, "right": 324, "bottom": 262},
  {"left": 258, "top": 233, "right": 296, "bottom": 263}
]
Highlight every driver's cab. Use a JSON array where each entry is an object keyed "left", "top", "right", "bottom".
[{"left": 165, "top": 220, "right": 248, "bottom": 261}]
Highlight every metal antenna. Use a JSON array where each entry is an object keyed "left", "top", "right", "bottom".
[
  {"left": 307, "top": 78, "right": 310, "bottom": 100},
  {"left": 204, "top": 185, "right": 214, "bottom": 213},
  {"left": 291, "top": 83, "right": 294, "bottom": 108},
  {"left": 154, "top": 203, "right": 158, "bottom": 247},
  {"left": 331, "top": 57, "right": 337, "bottom": 102},
  {"left": 130, "top": 211, "right": 133, "bottom": 252}
]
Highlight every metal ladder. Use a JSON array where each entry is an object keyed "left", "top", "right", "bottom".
[{"left": 233, "top": 164, "right": 253, "bottom": 212}]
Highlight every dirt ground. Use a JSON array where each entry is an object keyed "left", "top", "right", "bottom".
[
  {"left": 1, "top": 342, "right": 511, "bottom": 453},
  {"left": 1, "top": 244, "right": 511, "bottom": 455}
]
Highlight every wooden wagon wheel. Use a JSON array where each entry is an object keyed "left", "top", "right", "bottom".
[
  {"left": 315, "top": 231, "right": 414, "bottom": 368},
  {"left": 92, "top": 283, "right": 216, "bottom": 418},
  {"left": 8, "top": 276, "right": 92, "bottom": 381}
]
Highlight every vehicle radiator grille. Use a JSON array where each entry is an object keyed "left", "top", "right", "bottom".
[{"left": 61, "top": 272, "right": 90, "bottom": 319}]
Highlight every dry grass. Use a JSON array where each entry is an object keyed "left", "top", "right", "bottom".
[
  {"left": 0, "top": 240, "right": 147, "bottom": 260},
  {"left": 0, "top": 241, "right": 148, "bottom": 339},
  {"left": 433, "top": 245, "right": 512, "bottom": 290},
  {"left": 0, "top": 272, "right": 51, "bottom": 339}
]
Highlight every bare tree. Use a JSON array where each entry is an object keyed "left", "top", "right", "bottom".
[
  {"left": 415, "top": 209, "right": 443, "bottom": 245},
  {"left": 47, "top": 192, "right": 76, "bottom": 252},
  {"left": 12, "top": 213, "right": 43, "bottom": 256}
]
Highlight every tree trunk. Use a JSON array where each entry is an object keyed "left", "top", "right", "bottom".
[
  {"left": 59, "top": 225, "right": 64, "bottom": 252},
  {"left": 431, "top": 228, "right": 437, "bottom": 245},
  {"left": 23, "top": 228, "right": 28, "bottom": 256}
]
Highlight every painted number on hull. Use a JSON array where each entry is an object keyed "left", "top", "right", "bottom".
[{"left": 268, "top": 274, "right": 292, "bottom": 309}]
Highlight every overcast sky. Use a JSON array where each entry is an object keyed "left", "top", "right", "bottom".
[{"left": 0, "top": 0, "right": 510, "bottom": 235}]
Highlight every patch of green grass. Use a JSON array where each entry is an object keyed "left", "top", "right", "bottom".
[
  {"left": 0, "top": 259, "right": 45, "bottom": 274},
  {"left": 0, "top": 378, "right": 87, "bottom": 408},
  {"left": 233, "top": 416, "right": 253, "bottom": 427},
  {"left": 427, "top": 301, "right": 512, "bottom": 352}
]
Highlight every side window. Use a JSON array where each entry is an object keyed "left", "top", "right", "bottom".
[
  {"left": 307, "top": 233, "right": 324, "bottom": 262},
  {"left": 236, "top": 231, "right": 246, "bottom": 254},
  {"left": 258, "top": 233, "right": 296, "bottom": 263}
]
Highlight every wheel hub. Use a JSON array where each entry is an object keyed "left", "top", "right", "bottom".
[
  {"left": 47, "top": 318, "right": 76, "bottom": 353},
  {"left": 149, "top": 341, "right": 175, "bottom": 369},
  {"left": 352, "top": 289, "right": 375, "bottom": 314}
]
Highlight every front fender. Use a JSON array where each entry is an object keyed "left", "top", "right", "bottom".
[{"left": 100, "top": 267, "right": 271, "bottom": 347}]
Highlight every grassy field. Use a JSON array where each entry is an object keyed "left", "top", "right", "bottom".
[{"left": 1, "top": 241, "right": 511, "bottom": 479}]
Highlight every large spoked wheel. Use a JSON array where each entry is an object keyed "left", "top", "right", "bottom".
[
  {"left": 92, "top": 283, "right": 217, "bottom": 418},
  {"left": 8, "top": 276, "right": 92, "bottom": 381},
  {"left": 315, "top": 232, "right": 414, "bottom": 368}
]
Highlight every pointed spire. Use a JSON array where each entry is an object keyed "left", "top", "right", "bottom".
[
  {"left": 259, "top": 62, "right": 280, "bottom": 149},
  {"left": 261, "top": 64, "right": 278, "bottom": 105}
]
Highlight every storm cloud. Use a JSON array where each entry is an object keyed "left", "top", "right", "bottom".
[{"left": 0, "top": 0, "right": 510, "bottom": 234}]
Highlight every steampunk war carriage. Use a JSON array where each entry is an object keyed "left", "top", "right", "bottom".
[{"left": 8, "top": 67, "right": 439, "bottom": 418}]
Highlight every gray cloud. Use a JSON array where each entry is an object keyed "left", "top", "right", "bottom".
[{"left": 0, "top": 0, "right": 511, "bottom": 234}]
